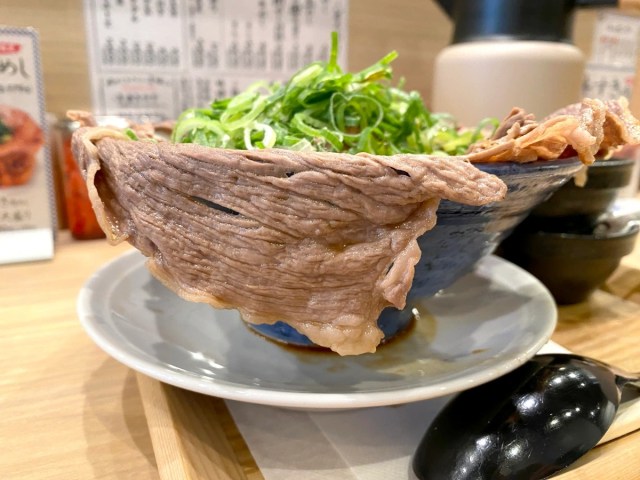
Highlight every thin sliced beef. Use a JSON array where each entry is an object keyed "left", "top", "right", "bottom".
[
  {"left": 467, "top": 98, "right": 640, "bottom": 165},
  {"left": 72, "top": 126, "right": 506, "bottom": 355}
]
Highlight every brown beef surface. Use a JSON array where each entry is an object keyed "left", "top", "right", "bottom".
[
  {"left": 467, "top": 98, "right": 640, "bottom": 165},
  {"left": 72, "top": 128, "right": 506, "bottom": 355}
]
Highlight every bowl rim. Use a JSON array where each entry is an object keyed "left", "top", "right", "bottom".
[
  {"left": 472, "top": 157, "right": 584, "bottom": 175},
  {"left": 526, "top": 221, "right": 640, "bottom": 241},
  {"left": 588, "top": 157, "right": 636, "bottom": 169}
]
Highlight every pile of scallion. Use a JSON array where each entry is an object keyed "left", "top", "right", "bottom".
[{"left": 171, "top": 33, "right": 497, "bottom": 156}]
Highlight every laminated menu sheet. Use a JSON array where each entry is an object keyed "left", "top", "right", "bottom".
[
  {"left": 83, "top": 0, "right": 349, "bottom": 120},
  {"left": 582, "top": 11, "right": 640, "bottom": 101},
  {"left": 0, "top": 26, "right": 55, "bottom": 265}
]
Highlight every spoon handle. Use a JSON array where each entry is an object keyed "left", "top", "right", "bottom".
[
  {"left": 589, "top": 359, "right": 640, "bottom": 386},
  {"left": 614, "top": 369, "right": 640, "bottom": 383},
  {"left": 600, "top": 390, "right": 640, "bottom": 444}
]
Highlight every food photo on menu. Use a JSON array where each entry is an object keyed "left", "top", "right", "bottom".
[
  {"left": 0, "top": 105, "right": 44, "bottom": 187},
  {"left": 3, "top": 1, "right": 640, "bottom": 480}
]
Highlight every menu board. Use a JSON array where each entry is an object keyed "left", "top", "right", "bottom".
[
  {"left": 0, "top": 26, "right": 55, "bottom": 264},
  {"left": 583, "top": 11, "right": 640, "bottom": 101},
  {"left": 83, "top": 0, "right": 349, "bottom": 120},
  {"left": 590, "top": 11, "right": 640, "bottom": 68}
]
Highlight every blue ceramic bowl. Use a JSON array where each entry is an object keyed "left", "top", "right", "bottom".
[{"left": 249, "top": 158, "right": 583, "bottom": 348}]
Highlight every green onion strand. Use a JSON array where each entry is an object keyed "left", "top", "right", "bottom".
[{"left": 172, "top": 34, "right": 497, "bottom": 156}]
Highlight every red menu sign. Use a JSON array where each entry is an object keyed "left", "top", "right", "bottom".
[{"left": 0, "top": 26, "right": 55, "bottom": 264}]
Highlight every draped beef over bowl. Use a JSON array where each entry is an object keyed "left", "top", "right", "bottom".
[
  {"left": 71, "top": 130, "right": 506, "bottom": 355},
  {"left": 70, "top": 97, "right": 640, "bottom": 355}
]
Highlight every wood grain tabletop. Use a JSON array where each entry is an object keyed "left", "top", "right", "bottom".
[{"left": 2, "top": 228, "right": 640, "bottom": 480}]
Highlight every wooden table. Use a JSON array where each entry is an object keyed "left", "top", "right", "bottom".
[{"left": 2, "top": 230, "right": 640, "bottom": 480}]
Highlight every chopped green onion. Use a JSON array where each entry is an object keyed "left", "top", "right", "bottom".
[
  {"left": 172, "top": 34, "right": 497, "bottom": 156},
  {"left": 244, "top": 122, "right": 276, "bottom": 150},
  {"left": 124, "top": 128, "right": 139, "bottom": 141}
]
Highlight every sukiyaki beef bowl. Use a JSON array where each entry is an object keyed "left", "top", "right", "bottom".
[{"left": 69, "top": 40, "right": 640, "bottom": 355}]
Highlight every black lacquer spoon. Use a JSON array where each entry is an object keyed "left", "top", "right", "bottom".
[{"left": 412, "top": 354, "right": 640, "bottom": 480}]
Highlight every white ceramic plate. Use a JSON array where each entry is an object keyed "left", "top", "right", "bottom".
[{"left": 78, "top": 249, "right": 556, "bottom": 410}]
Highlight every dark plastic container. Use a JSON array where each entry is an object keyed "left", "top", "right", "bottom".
[
  {"left": 501, "top": 220, "right": 639, "bottom": 304},
  {"left": 531, "top": 157, "right": 636, "bottom": 223}
]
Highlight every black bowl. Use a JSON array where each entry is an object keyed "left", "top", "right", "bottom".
[
  {"left": 530, "top": 157, "right": 635, "bottom": 223},
  {"left": 500, "top": 219, "right": 639, "bottom": 305}
]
